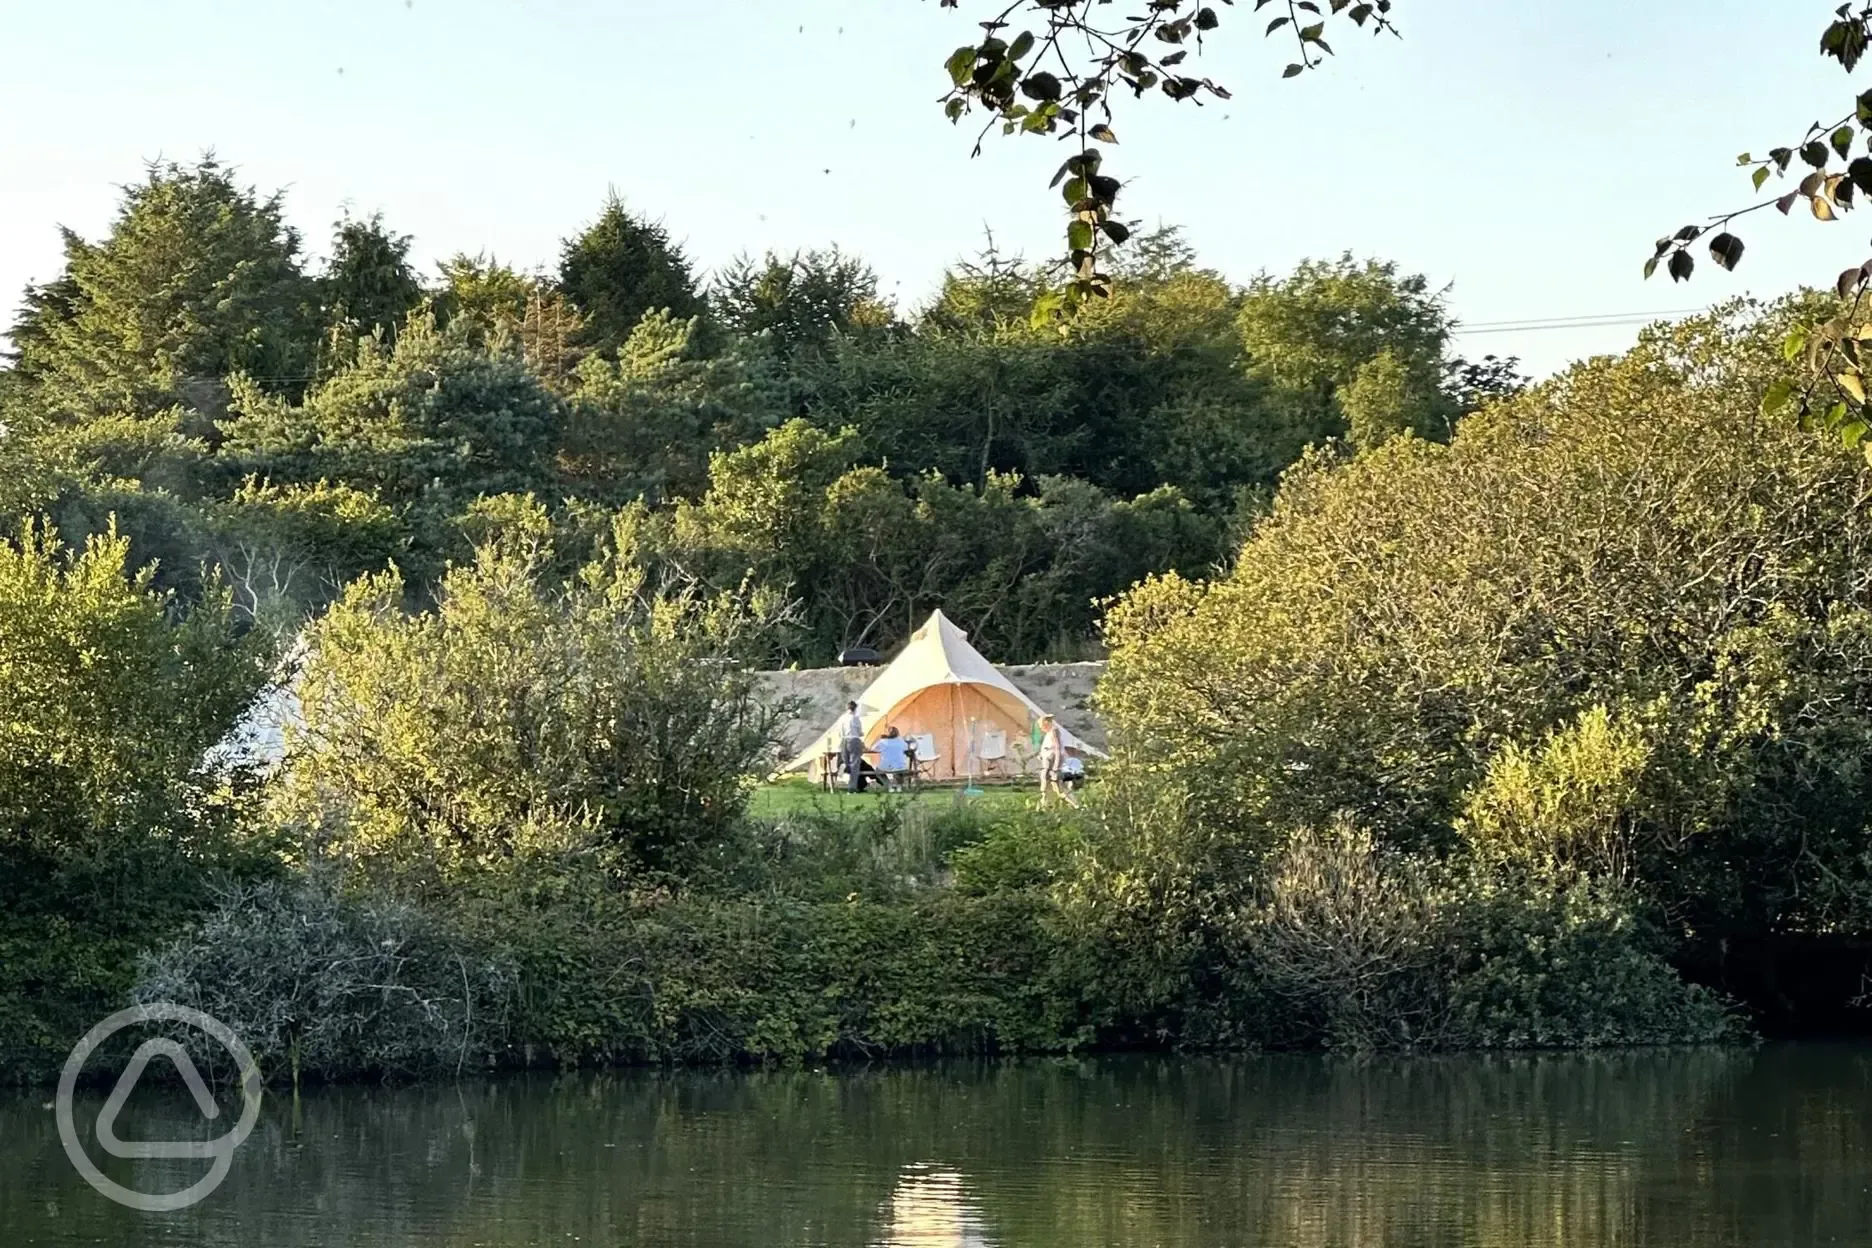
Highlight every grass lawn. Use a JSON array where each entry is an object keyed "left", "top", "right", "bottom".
[{"left": 747, "top": 777, "right": 1046, "bottom": 821}]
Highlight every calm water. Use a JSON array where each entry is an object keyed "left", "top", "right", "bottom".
[{"left": 4, "top": 1047, "right": 1872, "bottom": 1246}]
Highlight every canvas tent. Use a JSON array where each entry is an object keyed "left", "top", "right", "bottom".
[{"left": 783, "top": 609, "right": 1105, "bottom": 783}]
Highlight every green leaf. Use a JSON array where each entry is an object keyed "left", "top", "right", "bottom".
[
  {"left": 1761, "top": 378, "right": 1795, "bottom": 415},
  {"left": 1753, "top": 166, "right": 1772, "bottom": 191},
  {"left": 1195, "top": 7, "right": 1220, "bottom": 31},
  {"left": 1090, "top": 123, "right": 1118, "bottom": 144},
  {"left": 1067, "top": 219, "right": 1094, "bottom": 251},
  {"left": 1850, "top": 157, "right": 1872, "bottom": 195},
  {"left": 946, "top": 46, "right": 976, "bottom": 87},
  {"left": 1009, "top": 30, "right": 1034, "bottom": 60},
  {"left": 1021, "top": 71, "right": 1063, "bottom": 101},
  {"left": 1709, "top": 232, "right": 1745, "bottom": 271},
  {"left": 1842, "top": 418, "right": 1868, "bottom": 447},
  {"left": 1062, "top": 176, "right": 1088, "bottom": 205},
  {"left": 1101, "top": 219, "right": 1132, "bottom": 244},
  {"left": 1840, "top": 371, "right": 1868, "bottom": 405},
  {"left": 1643, "top": 256, "right": 1660, "bottom": 280},
  {"left": 1667, "top": 250, "right": 1694, "bottom": 282},
  {"left": 1835, "top": 126, "right": 1857, "bottom": 161},
  {"left": 1283, "top": 63, "right": 1304, "bottom": 77},
  {"left": 1784, "top": 327, "right": 1809, "bottom": 362},
  {"left": 1804, "top": 141, "right": 1831, "bottom": 168}
]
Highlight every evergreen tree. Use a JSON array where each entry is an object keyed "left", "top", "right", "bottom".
[
  {"left": 10, "top": 158, "right": 317, "bottom": 425},
  {"left": 557, "top": 195, "right": 702, "bottom": 356},
  {"left": 321, "top": 212, "right": 423, "bottom": 344}
]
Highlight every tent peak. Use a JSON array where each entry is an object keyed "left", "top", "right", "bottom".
[{"left": 915, "top": 608, "right": 966, "bottom": 641}]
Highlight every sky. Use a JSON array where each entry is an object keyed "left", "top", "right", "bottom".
[{"left": 0, "top": 0, "right": 1858, "bottom": 377}]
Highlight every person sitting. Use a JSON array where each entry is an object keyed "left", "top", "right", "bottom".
[{"left": 874, "top": 725, "right": 911, "bottom": 790}]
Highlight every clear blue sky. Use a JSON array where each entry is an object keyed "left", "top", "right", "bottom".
[{"left": 0, "top": 0, "right": 1851, "bottom": 376}]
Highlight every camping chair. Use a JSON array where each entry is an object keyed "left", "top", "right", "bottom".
[
  {"left": 910, "top": 733, "right": 938, "bottom": 786},
  {"left": 978, "top": 728, "right": 1008, "bottom": 778}
]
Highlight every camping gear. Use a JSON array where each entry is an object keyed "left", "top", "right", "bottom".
[{"left": 783, "top": 610, "right": 1104, "bottom": 784}]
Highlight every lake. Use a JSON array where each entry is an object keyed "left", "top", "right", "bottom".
[{"left": 4, "top": 1047, "right": 1870, "bottom": 1246}]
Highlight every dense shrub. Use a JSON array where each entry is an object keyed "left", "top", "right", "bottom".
[
  {"left": 1099, "top": 298, "right": 1872, "bottom": 948},
  {"left": 0, "top": 520, "right": 273, "bottom": 1081},
  {"left": 134, "top": 876, "right": 514, "bottom": 1084},
  {"left": 1247, "top": 820, "right": 1736, "bottom": 1051},
  {"left": 277, "top": 499, "right": 787, "bottom": 889}
]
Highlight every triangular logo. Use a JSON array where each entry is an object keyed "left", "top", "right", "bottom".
[{"left": 95, "top": 1039, "right": 225, "bottom": 1160}]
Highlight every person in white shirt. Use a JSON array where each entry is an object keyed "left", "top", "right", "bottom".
[{"left": 840, "top": 701, "right": 866, "bottom": 792}]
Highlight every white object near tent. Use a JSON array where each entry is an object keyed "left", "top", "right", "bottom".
[{"left": 783, "top": 609, "right": 1105, "bottom": 783}]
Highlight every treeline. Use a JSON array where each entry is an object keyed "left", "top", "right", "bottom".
[
  {"left": 0, "top": 157, "right": 1520, "bottom": 663},
  {"left": 10, "top": 264, "right": 1867, "bottom": 1076}
]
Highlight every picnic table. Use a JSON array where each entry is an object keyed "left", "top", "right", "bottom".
[{"left": 820, "top": 746, "right": 934, "bottom": 792}]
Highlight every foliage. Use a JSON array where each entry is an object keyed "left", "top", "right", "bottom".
[
  {"left": 1647, "top": 6, "right": 1872, "bottom": 448},
  {"left": 206, "top": 477, "right": 404, "bottom": 621},
  {"left": 134, "top": 874, "right": 513, "bottom": 1084},
  {"left": 319, "top": 212, "right": 424, "bottom": 347},
  {"left": 9, "top": 157, "right": 317, "bottom": 426},
  {"left": 658, "top": 419, "right": 1223, "bottom": 663},
  {"left": 712, "top": 249, "right": 895, "bottom": 361},
  {"left": 277, "top": 500, "right": 787, "bottom": 889},
  {"left": 0, "top": 520, "right": 274, "bottom": 1079},
  {"left": 220, "top": 314, "right": 566, "bottom": 520},
  {"left": 557, "top": 195, "right": 703, "bottom": 356},
  {"left": 1247, "top": 818, "right": 1450, "bottom": 1049},
  {"left": 0, "top": 520, "right": 270, "bottom": 858},
  {"left": 934, "top": 0, "right": 1400, "bottom": 309},
  {"left": 1099, "top": 299, "right": 1872, "bottom": 1019},
  {"left": 1243, "top": 821, "right": 1736, "bottom": 1052},
  {"left": 949, "top": 807, "right": 1088, "bottom": 895},
  {"left": 1236, "top": 254, "right": 1456, "bottom": 449},
  {"left": 456, "top": 879, "right": 1093, "bottom": 1067},
  {"left": 560, "top": 311, "right": 785, "bottom": 505},
  {"left": 1443, "top": 865, "right": 1738, "bottom": 1050}
]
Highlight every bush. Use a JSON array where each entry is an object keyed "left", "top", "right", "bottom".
[
  {"left": 134, "top": 876, "right": 514, "bottom": 1083},
  {"left": 1246, "top": 818, "right": 1452, "bottom": 1050},
  {"left": 276, "top": 498, "right": 788, "bottom": 890},
  {"left": 1444, "top": 868, "right": 1738, "bottom": 1049},
  {"left": 1099, "top": 297, "right": 1872, "bottom": 954},
  {"left": 1240, "top": 821, "right": 1737, "bottom": 1052},
  {"left": 949, "top": 807, "right": 1087, "bottom": 895},
  {"left": 448, "top": 870, "right": 1098, "bottom": 1067},
  {"left": 0, "top": 519, "right": 273, "bottom": 1081}
]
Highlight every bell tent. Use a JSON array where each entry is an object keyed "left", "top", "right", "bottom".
[{"left": 785, "top": 609, "right": 1104, "bottom": 782}]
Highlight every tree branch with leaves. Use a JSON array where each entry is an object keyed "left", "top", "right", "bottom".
[
  {"left": 934, "top": 0, "right": 1398, "bottom": 318},
  {"left": 1648, "top": 3, "right": 1872, "bottom": 451}
]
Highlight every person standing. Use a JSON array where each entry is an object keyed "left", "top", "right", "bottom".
[
  {"left": 1037, "top": 714, "right": 1078, "bottom": 808},
  {"left": 841, "top": 701, "right": 867, "bottom": 793}
]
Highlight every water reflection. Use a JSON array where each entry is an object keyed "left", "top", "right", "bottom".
[
  {"left": 4, "top": 1047, "right": 1871, "bottom": 1247},
  {"left": 880, "top": 1163, "right": 992, "bottom": 1247}
]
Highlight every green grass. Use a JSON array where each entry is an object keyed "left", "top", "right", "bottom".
[{"left": 747, "top": 777, "right": 1041, "bottom": 822}]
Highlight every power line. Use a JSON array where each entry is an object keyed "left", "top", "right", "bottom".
[{"left": 1451, "top": 307, "right": 1711, "bottom": 336}]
